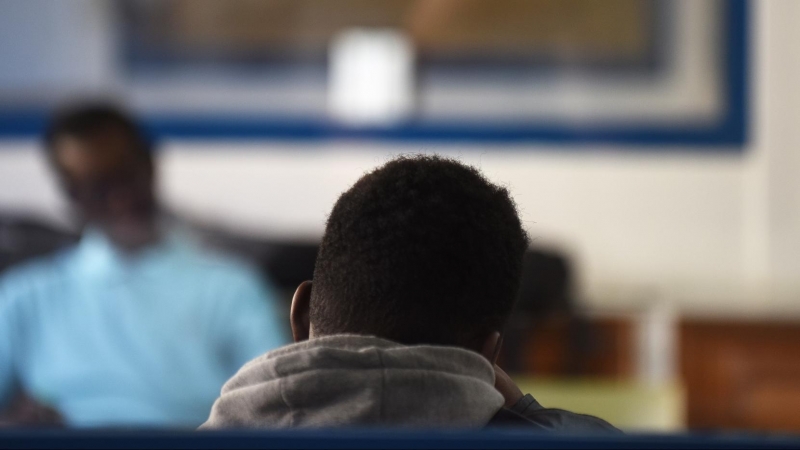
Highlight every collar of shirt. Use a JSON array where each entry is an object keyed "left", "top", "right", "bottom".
[{"left": 72, "top": 228, "right": 193, "bottom": 282}]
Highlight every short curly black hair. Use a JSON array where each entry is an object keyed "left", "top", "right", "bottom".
[{"left": 310, "top": 155, "right": 530, "bottom": 350}]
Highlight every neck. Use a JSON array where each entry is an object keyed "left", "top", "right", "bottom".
[{"left": 105, "top": 218, "right": 162, "bottom": 254}]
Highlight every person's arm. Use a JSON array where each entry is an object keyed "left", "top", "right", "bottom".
[
  {"left": 493, "top": 364, "right": 525, "bottom": 407},
  {"left": 493, "top": 364, "right": 622, "bottom": 433},
  {"left": 0, "top": 280, "right": 20, "bottom": 411},
  {"left": 0, "top": 273, "right": 65, "bottom": 427}
]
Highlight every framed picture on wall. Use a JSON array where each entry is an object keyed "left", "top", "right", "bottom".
[{"left": 0, "top": 0, "right": 748, "bottom": 146}]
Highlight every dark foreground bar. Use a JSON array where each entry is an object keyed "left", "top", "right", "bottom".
[{"left": 1, "top": 429, "right": 799, "bottom": 450}]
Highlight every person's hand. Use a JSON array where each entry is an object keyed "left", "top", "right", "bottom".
[
  {"left": 493, "top": 364, "right": 524, "bottom": 408},
  {"left": 0, "top": 393, "right": 63, "bottom": 428}
]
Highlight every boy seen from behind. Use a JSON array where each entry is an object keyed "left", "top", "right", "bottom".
[{"left": 202, "top": 155, "right": 618, "bottom": 431}]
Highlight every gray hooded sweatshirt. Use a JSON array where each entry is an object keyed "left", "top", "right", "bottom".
[{"left": 200, "top": 335, "right": 505, "bottom": 429}]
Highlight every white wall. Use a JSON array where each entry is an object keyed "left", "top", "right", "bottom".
[
  {"left": 756, "top": 0, "right": 800, "bottom": 310},
  {"left": 2, "top": 1, "right": 800, "bottom": 317}
]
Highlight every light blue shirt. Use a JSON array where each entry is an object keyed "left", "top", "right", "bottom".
[{"left": 0, "top": 230, "right": 288, "bottom": 427}]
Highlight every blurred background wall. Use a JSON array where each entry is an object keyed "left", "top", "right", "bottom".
[{"left": 1, "top": 0, "right": 795, "bottom": 316}]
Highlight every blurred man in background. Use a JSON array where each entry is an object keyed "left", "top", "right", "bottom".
[{"left": 0, "top": 104, "right": 287, "bottom": 427}]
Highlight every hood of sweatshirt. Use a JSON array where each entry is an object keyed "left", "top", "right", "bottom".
[{"left": 200, "top": 335, "right": 505, "bottom": 429}]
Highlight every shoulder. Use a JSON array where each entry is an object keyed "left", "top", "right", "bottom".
[
  {"left": 0, "top": 247, "right": 76, "bottom": 301},
  {"left": 0, "top": 249, "right": 78, "bottom": 328},
  {"left": 489, "top": 394, "right": 622, "bottom": 433},
  {"left": 519, "top": 407, "right": 621, "bottom": 433}
]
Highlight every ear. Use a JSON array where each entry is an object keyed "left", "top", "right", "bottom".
[
  {"left": 290, "top": 280, "right": 313, "bottom": 343},
  {"left": 480, "top": 331, "right": 503, "bottom": 364}
]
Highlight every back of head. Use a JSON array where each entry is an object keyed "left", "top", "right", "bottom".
[{"left": 310, "top": 155, "right": 529, "bottom": 351}]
